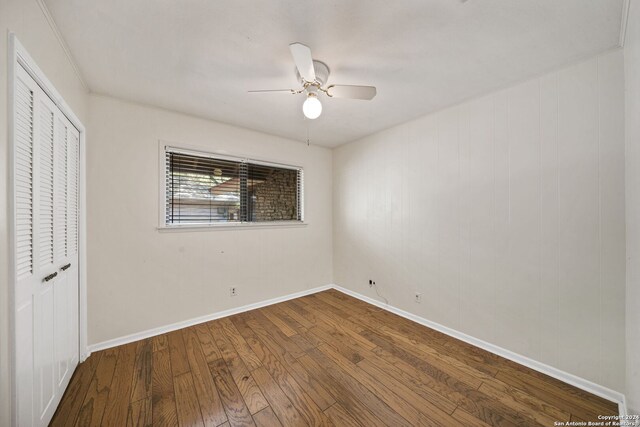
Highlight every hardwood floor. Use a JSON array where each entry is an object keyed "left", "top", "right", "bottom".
[{"left": 50, "top": 289, "right": 618, "bottom": 426}]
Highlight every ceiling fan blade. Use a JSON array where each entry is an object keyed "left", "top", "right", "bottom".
[
  {"left": 289, "top": 42, "right": 316, "bottom": 82},
  {"left": 248, "top": 89, "right": 296, "bottom": 94},
  {"left": 327, "top": 85, "right": 377, "bottom": 100}
]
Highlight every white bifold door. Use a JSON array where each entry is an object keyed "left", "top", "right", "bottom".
[{"left": 14, "top": 63, "right": 80, "bottom": 427}]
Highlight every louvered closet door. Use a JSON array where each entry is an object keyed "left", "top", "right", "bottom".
[
  {"left": 52, "top": 113, "right": 80, "bottom": 406},
  {"left": 14, "top": 64, "right": 80, "bottom": 427},
  {"left": 59, "top": 115, "right": 80, "bottom": 392}
]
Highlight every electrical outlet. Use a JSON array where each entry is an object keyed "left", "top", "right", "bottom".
[
  {"left": 230, "top": 287, "right": 237, "bottom": 297},
  {"left": 415, "top": 292, "right": 422, "bottom": 303}
]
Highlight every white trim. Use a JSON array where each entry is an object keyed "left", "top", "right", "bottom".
[
  {"left": 87, "top": 285, "right": 332, "bottom": 353},
  {"left": 79, "top": 115, "right": 88, "bottom": 362},
  {"left": 13, "top": 41, "right": 84, "bottom": 132},
  {"left": 85, "top": 282, "right": 627, "bottom": 417},
  {"left": 35, "top": 0, "right": 89, "bottom": 91},
  {"left": 7, "top": 32, "right": 18, "bottom": 427},
  {"left": 158, "top": 140, "right": 166, "bottom": 228},
  {"left": 8, "top": 34, "right": 89, "bottom": 426},
  {"left": 331, "top": 284, "right": 628, "bottom": 418},
  {"left": 620, "top": 0, "right": 631, "bottom": 47},
  {"left": 157, "top": 222, "right": 308, "bottom": 232},
  {"left": 158, "top": 140, "right": 306, "bottom": 229}
]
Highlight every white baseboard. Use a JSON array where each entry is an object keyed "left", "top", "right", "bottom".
[
  {"left": 87, "top": 284, "right": 332, "bottom": 353},
  {"left": 86, "top": 282, "right": 628, "bottom": 417},
  {"left": 332, "top": 284, "right": 628, "bottom": 418}
]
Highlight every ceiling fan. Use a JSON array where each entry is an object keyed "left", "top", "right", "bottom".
[{"left": 249, "top": 43, "right": 377, "bottom": 120}]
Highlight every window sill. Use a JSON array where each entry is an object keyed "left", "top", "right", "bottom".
[{"left": 157, "top": 221, "right": 308, "bottom": 232}]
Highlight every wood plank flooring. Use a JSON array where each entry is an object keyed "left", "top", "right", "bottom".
[{"left": 50, "top": 289, "right": 618, "bottom": 426}]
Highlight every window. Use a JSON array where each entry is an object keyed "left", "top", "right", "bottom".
[{"left": 164, "top": 147, "right": 303, "bottom": 226}]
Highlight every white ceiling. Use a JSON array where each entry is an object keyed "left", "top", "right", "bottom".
[{"left": 44, "top": 0, "right": 625, "bottom": 147}]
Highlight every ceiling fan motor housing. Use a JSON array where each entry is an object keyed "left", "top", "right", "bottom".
[{"left": 296, "top": 60, "right": 330, "bottom": 87}]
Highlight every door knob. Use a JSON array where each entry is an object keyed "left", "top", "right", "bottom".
[
  {"left": 60, "top": 263, "right": 71, "bottom": 271},
  {"left": 43, "top": 272, "right": 58, "bottom": 283}
]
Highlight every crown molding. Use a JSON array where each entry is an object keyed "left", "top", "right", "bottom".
[{"left": 36, "top": 0, "right": 89, "bottom": 92}]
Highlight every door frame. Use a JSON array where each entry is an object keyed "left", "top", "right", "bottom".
[{"left": 7, "top": 33, "right": 88, "bottom": 426}]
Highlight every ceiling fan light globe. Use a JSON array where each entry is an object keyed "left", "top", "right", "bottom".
[{"left": 303, "top": 94, "right": 322, "bottom": 119}]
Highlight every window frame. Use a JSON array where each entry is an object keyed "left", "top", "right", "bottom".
[{"left": 158, "top": 142, "right": 306, "bottom": 230}]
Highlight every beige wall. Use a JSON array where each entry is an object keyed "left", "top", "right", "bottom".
[
  {"left": 0, "top": 1, "right": 89, "bottom": 425},
  {"left": 333, "top": 50, "right": 626, "bottom": 391},
  {"left": 0, "top": 1, "right": 633, "bottom": 421},
  {"left": 625, "top": 0, "right": 640, "bottom": 414},
  {"left": 86, "top": 94, "right": 333, "bottom": 346}
]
